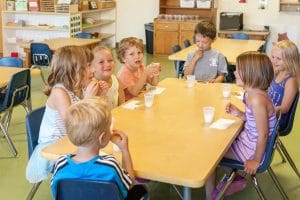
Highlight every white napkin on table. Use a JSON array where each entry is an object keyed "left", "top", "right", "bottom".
[
  {"left": 209, "top": 118, "right": 235, "bottom": 130},
  {"left": 121, "top": 100, "right": 140, "bottom": 110},
  {"left": 148, "top": 87, "right": 166, "bottom": 95}
]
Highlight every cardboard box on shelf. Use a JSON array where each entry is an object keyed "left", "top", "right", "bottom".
[{"left": 98, "top": 0, "right": 116, "bottom": 9}]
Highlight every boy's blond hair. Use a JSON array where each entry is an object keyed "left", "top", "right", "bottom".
[
  {"left": 93, "top": 45, "right": 112, "bottom": 56},
  {"left": 65, "top": 97, "right": 112, "bottom": 146},
  {"left": 272, "top": 40, "right": 300, "bottom": 80},
  {"left": 44, "top": 46, "right": 93, "bottom": 96},
  {"left": 236, "top": 51, "right": 274, "bottom": 91},
  {"left": 117, "top": 37, "right": 144, "bottom": 63}
]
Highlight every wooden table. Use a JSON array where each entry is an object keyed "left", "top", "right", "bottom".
[
  {"left": 218, "top": 30, "right": 270, "bottom": 41},
  {"left": 168, "top": 38, "right": 265, "bottom": 65},
  {"left": 21, "top": 37, "right": 101, "bottom": 67},
  {"left": 41, "top": 78, "right": 244, "bottom": 200}
]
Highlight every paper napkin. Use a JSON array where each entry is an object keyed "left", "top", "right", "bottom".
[
  {"left": 209, "top": 118, "right": 235, "bottom": 130},
  {"left": 121, "top": 100, "right": 140, "bottom": 110}
]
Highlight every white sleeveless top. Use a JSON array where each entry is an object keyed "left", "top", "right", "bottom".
[
  {"left": 106, "top": 75, "right": 119, "bottom": 108},
  {"left": 38, "top": 83, "right": 80, "bottom": 143}
]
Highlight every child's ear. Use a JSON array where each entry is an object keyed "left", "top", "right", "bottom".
[{"left": 98, "top": 131, "right": 106, "bottom": 146}]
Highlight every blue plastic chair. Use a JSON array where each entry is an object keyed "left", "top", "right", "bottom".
[
  {"left": 30, "top": 43, "right": 52, "bottom": 83},
  {"left": 231, "top": 33, "right": 249, "bottom": 40},
  {"left": 25, "top": 107, "right": 45, "bottom": 200},
  {"left": 25, "top": 106, "right": 45, "bottom": 200},
  {"left": 276, "top": 93, "right": 300, "bottom": 179},
  {"left": 172, "top": 45, "right": 184, "bottom": 79},
  {"left": 183, "top": 39, "right": 191, "bottom": 48},
  {"left": 0, "top": 69, "right": 31, "bottom": 156},
  {"left": 76, "top": 32, "right": 92, "bottom": 39},
  {"left": 0, "top": 57, "right": 23, "bottom": 67},
  {"left": 216, "top": 113, "right": 289, "bottom": 200},
  {"left": 56, "top": 179, "right": 123, "bottom": 200}
]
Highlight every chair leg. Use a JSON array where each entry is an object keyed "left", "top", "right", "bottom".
[
  {"left": 250, "top": 175, "right": 266, "bottom": 200},
  {"left": 277, "top": 139, "right": 300, "bottom": 179},
  {"left": 4, "top": 110, "right": 13, "bottom": 132},
  {"left": 216, "top": 170, "right": 237, "bottom": 200},
  {"left": 172, "top": 185, "right": 183, "bottom": 200},
  {"left": 0, "top": 121, "right": 17, "bottom": 156},
  {"left": 267, "top": 167, "right": 289, "bottom": 200},
  {"left": 26, "top": 181, "right": 42, "bottom": 200},
  {"left": 276, "top": 143, "right": 287, "bottom": 163}
]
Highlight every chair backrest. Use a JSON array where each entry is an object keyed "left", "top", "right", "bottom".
[
  {"left": 30, "top": 43, "right": 52, "bottom": 66},
  {"left": 0, "top": 57, "right": 23, "bottom": 67},
  {"left": 257, "top": 113, "right": 281, "bottom": 173},
  {"left": 56, "top": 179, "right": 123, "bottom": 200},
  {"left": 172, "top": 45, "right": 185, "bottom": 78},
  {"left": 231, "top": 33, "right": 249, "bottom": 40},
  {"left": 76, "top": 32, "right": 92, "bottom": 39},
  {"left": 2, "top": 69, "right": 31, "bottom": 110},
  {"left": 25, "top": 107, "right": 45, "bottom": 157},
  {"left": 183, "top": 39, "right": 191, "bottom": 48},
  {"left": 279, "top": 92, "right": 299, "bottom": 136}
]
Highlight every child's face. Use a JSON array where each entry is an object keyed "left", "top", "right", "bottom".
[
  {"left": 195, "top": 33, "right": 213, "bottom": 51},
  {"left": 122, "top": 46, "right": 144, "bottom": 70},
  {"left": 234, "top": 67, "right": 244, "bottom": 87},
  {"left": 82, "top": 63, "right": 95, "bottom": 87},
  {"left": 92, "top": 49, "right": 115, "bottom": 80},
  {"left": 271, "top": 48, "right": 285, "bottom": 72}
]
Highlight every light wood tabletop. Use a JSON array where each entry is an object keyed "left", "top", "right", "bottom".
[
  {"left": 41, "top": 78, "right": 244, "bottom": 199},
  {"left": 168, "top": 38, "right": 265, "bottom": 65},
  {"left": 20, "top": 37, "right": 101, "bottom": 67}
]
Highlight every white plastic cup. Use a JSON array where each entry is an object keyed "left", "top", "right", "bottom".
[
  {"left": 187, "top": 75, "right": 196, "bottom": 88},
  {"left": 222, "top": 84, "right": 231, "bottom": 98},
  {"left": 203, "top": 106, "right": 215, "bottom": 124},
  {"left": 144, "top": 93, "right": 154, "bottom": 108}
]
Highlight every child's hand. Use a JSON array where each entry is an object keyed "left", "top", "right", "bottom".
[
  {"left": 146, "top": 65, "right": 160, "bottom": 78},
  {"left": 110, "top": 130, "right": 128, "bottom": 152},
  {"left": 207, "top": 78, "right": 215, "bottom": 83},
  {"left": 194, "top": 50, "right": 203, "bottom": 60},
  {"left": 98, "top": 81, "right": 109, "bottom": 96},
  {"left": 84, "top": 80, "right": 100, "bottom": 98},
  {"left": 244, "top": 160, "right": 260, "bottom": 175},
  {"left": 225, "top": 102, "right": 241, "bottom": 117}
]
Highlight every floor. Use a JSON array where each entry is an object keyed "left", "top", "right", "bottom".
[{"left": 0, "top": 53, "right": 300, "bottom": 200}]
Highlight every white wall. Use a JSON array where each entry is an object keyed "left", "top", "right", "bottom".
[
  {"left": 218, "top": 0, "right": 300, "bottom": 53},
  {"left": 116, "top": 0, "right": 159, "bottom": 43},
  {"left": 116, "top": 0, "right": 300, "bottom": 52}
]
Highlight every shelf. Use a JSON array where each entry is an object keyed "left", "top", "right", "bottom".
[
  {"left": 3, "top": 25, "right": 68, "bottom": 31},
  {"left": 99, "top": 33, "right": 115, "bottom": 40},
  {"left": 80, "top": 8, "right": 115, "bottom": 14},
  {"left": 160, "top": 5, "right": 212, "bottom": 10},
  {"left": 82, "top": 19, "right": 114, "bottom": 29},
  {"left": 2, "top": 10, "right": 70, "bottom": 15}
]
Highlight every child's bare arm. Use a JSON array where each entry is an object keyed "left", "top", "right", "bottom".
[
  {"left": 244, "top": 97, "right": 269, "bottom": 175},
  {"left": 225, "top": 102, "right": 245, "bottom": 121},
  {"left": 184, "top": 50, "right": 202, "bottom": 76},
  {"left": 126, "top": 73, "right": 148, "bottom": 97},
  {"left": 277, "top": 77, "right": 298, "bottom": 114},
  {"left": 48, "top": 88, "right": 72, "bottom": 120},
  {"left": 118, "top": 81, "right": 125, "bottom": 105},
  {"left": 208, "top": 74, "right": 225, "bottom": 83},
  {"left": 111, "top": 130, "right": 135, "bottom": 184}
]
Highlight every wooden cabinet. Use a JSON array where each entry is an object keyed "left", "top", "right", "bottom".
[
  {"left": 279, "top": 0, "right": 300, "bottom": 12},
  {"left": 154, "top": 0, "right": 216, "bottom": 56}
]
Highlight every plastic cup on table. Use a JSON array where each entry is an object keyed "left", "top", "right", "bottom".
[
  {"left": 222, "top": 84, "right": 231, "bottom": 98},
  {"left": 144, "top": 93, "right": 154, "bottom": 108},
  {"left": 203, "top": 106, "right": 215, "bottom": 125},
  {"left": 186, "top": 75, "right": 196, "bottom": 88}
]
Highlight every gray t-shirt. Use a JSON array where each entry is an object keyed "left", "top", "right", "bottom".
[{"left": 184, "top": 49, "right": 228, "bottom": 81}]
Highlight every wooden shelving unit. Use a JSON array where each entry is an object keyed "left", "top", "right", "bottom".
[
  {"left": 280, "top": 0, "right": 300, "bottom": 11},
  {"left": 154, "top": 0, "right": 216, "bottom": 56}
]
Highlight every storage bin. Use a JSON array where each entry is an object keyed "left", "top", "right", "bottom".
[
  {"left": 196, "top": 0, "right": 211, "bottom": 8},
  {"left": 180, "top": 0, "right": 195, "bottom": 8}
]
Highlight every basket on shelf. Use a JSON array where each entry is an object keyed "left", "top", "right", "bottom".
[
  {"left": 54, "top": 4, "right": 78, "bottom": 13},
  {"left": 40, "top": 0, "right": 55, "bottom": 12},
  {"left": 97, "top": 0, "right": 116, "bottom": 9}
]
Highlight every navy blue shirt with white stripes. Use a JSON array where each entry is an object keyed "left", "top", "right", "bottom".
[{"left": 51, "top": 154, "right": 132, "bottom": 198}]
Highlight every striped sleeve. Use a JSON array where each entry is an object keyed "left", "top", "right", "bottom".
[{"left": 95, "top": 155, "right": 132, "bottom": 190}]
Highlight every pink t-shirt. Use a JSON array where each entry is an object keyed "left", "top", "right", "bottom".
[{"left": 117, "top": 64, "right": 146, "bottom": 101}]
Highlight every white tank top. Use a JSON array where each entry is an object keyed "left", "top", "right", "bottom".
[
  {"left": 106, "top": 75, "right": 119, "bottom": 108},
  {"left": 38, "top": 83, "right": 80, "bottom": 143}
]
